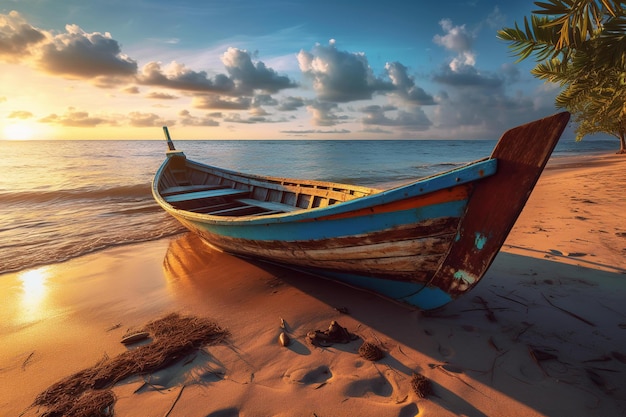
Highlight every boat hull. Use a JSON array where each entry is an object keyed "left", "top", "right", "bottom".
[
  {"left": 165, "top": 183, "right": 476, "bottom": 310},
  {"left": 153, "top": 112, "right": 570, "bottom": 310}
]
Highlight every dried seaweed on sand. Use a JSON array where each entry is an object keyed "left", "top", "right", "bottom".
[
  {"left": 42, "top": 390, "right": 116, "bottom": 417},
  {"left": 32, "top": 313, "right": 229, "bottom": 417},
  {"left": 358, "top": 342, "right": 384, "bottom": 361},
  {"left": 410, "top": 373, "right": 433, "bottom": 398}
]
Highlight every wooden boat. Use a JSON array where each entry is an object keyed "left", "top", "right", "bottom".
[{"left": 152, "top": 112, "right": 570, "bottom": 310}]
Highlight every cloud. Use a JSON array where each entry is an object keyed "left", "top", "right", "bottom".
[
  {"left": 38, "top": 24, "right": 137, "bottom": 79},
  {"left": 137, "top": 48, "right": 297, "bottom": 98},
  {"left": 8, "top": 110, "right": 34, "bottom": 119},
  {"left": 429, "top": 80, "right": 551, "bottom": 135},
  {"left": 433, "top": 19, "right": 473, "bottom": 53},
  {"left": 249, "top": 106, "right": 270, "bottom": 117},
  {"left": 252, "top": 94, "right": 278, "bottom": 107},
  {"left": 484, "top": 6, "right": 506, "bottom": 30},
  {"left": 306, "top": 101, "right": 349, "bottom": 126},
  {"left": 146, "top": 91, "right": 179, "bottom": 100},
  {"left": 433, "top": 64, "right": 503, "bottom": 88},
  {"left": 192, "top": 94, "right": 252, "bottom": 110},
  {"left": 137, "top": 61, "right": 234, "bottom": 93},
  {"left": 223, "top": 113, "right": 270, "bottom": 124},
  {"left": 385, "top": 62, "right": 436, "bottom": 105},
  {"left": 221, "top": 47, "right": 297, "bottom": 94},
  {"left": 360, "top": 104, "right": 432, "bottom": 131},
  {"left": 37, "top": 107, "right": 177, "bottom": 128},
  {"left": 128, "top": 111, "right": 174, "bottom": 127},
  {"left": 428, "top": 16, "right": 559, "bottom": 137},
  {"left": 277, "top": 96, "right": 306, "bottom": 111},
  {"left": 433, "top": 19, "right": 476, "bottom": 72},
  {"left": 1, "top": 12, "right": 137, "bottom": 84},
  {"left": 298, "top": 40, "right": 394, "bottom": 102},
  {"left": 178, "top": 110, "right": 220, "bottom": 126},
  {"left": 0, "top": 13, "right": 296, "bottom": 98},
  {"left": 39, "top": 109, "right": 115, "bottom": 127},
  {"left": 0, "top": 11, "right": 46, "bottom": 61},
  {"left": 500, "top": 62, "right": 521, "bottom": 83},
  {"left": 122, "top": 86, "right": 140, "bottom": 94}
]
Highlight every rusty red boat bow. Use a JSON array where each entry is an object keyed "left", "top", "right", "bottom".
[{"left": 426, "top": 112, "right": 571, "bottom": 299}]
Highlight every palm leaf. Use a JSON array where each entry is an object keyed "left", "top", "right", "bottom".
[
  {"left": 497, "top": 15, "right": 565, "bottom": 62},
  {"left": 597, "top": 14, "right": 626, "bottom": 68}
]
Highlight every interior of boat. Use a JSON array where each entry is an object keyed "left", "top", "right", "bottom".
[{"left": 157, "top": 155, "right": 378, "bottom": 217}]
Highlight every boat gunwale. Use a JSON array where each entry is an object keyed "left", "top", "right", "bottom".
[{"left": 152, "top": 156, "right": 497, "bottom": 226}]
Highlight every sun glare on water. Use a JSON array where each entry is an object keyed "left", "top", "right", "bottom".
[
  {"left": 19, "top": 267, "right": 52, "bottom": 323},
  {"left": 3, "top": 123, "right": 35, "bottom": 140}
]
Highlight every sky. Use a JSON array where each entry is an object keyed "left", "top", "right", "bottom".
[{"left": 0, "top": 0, "right": 562, "bottom": 140}]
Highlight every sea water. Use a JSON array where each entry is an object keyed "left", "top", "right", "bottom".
[{"left": 0, "top": 138, "right": 618, "bottom": 274}]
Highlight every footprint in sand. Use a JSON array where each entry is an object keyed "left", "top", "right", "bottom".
[
  {"left": 344, "top": 374, "right": 393, "bottom": 398},
  {"left": 205, "top": 407, "right": 240, "bottom": 417},
  {"left": 519, "top": 363, "right": 545, "bottom": 382},
  {"left": 398, "top": 403, "right": 419, "bottom": 417},
  {"left": 438, "top": 344, "right": 453, "bottom": 358},
  {"left": 284, "top": 365, "right": 332, "bottom": 385}
]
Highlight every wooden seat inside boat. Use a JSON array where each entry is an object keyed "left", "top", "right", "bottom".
[
  {"left": 190, "top": 197, "right": 300, "bottom": 216},
  {"left": 236, "top": 198, "right": 300, "bottom": 213},
  {"left": 160, "top": 184, "right": 226, "bottom": 197},
  {"left": 163, "top": 184, "right": 300, "bottom": 216},
  {"left": 163, "top": 186, "right": 248, "bottom": 211},
  {"left": 163, "top": 187, "right": 250, "bottom": 204}
]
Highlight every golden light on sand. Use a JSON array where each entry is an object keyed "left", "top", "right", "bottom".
[
  {"left": 18, "top": 267, "right": 51, "bottom": 322},
  {"left": 3, "top": 122, "right": 35, "bottom": 140}
]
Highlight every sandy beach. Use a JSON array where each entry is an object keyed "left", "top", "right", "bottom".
[{"left": 1, "top": 153, "right": 625, "bottom": 417}]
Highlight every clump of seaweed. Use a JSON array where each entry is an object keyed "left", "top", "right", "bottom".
[
  {"left": 33, "top": 313, "right": 229, "bottom": 417},
  {"left": 358, "top": 342, "right": 384, "bottom": 361},
  {"left": 411, "top": 372, "right": 433, "bottom": 398},
  {"left": 40, "top": 390, "right": 116, "bottom": 417}
]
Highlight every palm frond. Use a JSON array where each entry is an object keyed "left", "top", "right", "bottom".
[
  {"left": 497, "top": 15, "right": 565, "bottom": 62},
  {"left": 597, "top": 13, "right": 626, "bottom": 68},
  {"left": 531, "top": 58, "right": 571, "bottom": 83},
  {"left": 532, "top": 0, "right": 622, "bottom": 48}
]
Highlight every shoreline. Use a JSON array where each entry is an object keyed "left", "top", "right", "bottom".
[{"left": 1, "top": 153, "right": 625, "bottom": 416}]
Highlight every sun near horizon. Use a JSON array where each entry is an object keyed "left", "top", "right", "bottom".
[
  {"left": 0, "top": 121, "right": 63, "bottom": 141},
  {"left": 2, "top": 122, "right": 35, "bottom": 140}
]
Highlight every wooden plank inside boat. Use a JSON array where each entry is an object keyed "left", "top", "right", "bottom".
[{"left": 164, "top": 188, "right": 250, "bottom": 204}]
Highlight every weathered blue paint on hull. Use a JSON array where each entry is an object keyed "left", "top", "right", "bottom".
[
  {"left": 260, "top": 265, "right": 453, "bottom": 310},
  {"left": 183, "top": 199, "right": 468, "bottom": 242}
]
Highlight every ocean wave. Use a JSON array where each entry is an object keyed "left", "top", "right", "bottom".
[
  {"left": 0, "top": 216, "right": 186, "bottom": 275},
  {"left": 413, "top": 162, "right": 463, "bottom": 170},
  {"left": 0, "top": 183, "right": 153, "bottom": 204},
  {"left": 110, "top": 204, "right": 163, "bottom": 215}
]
